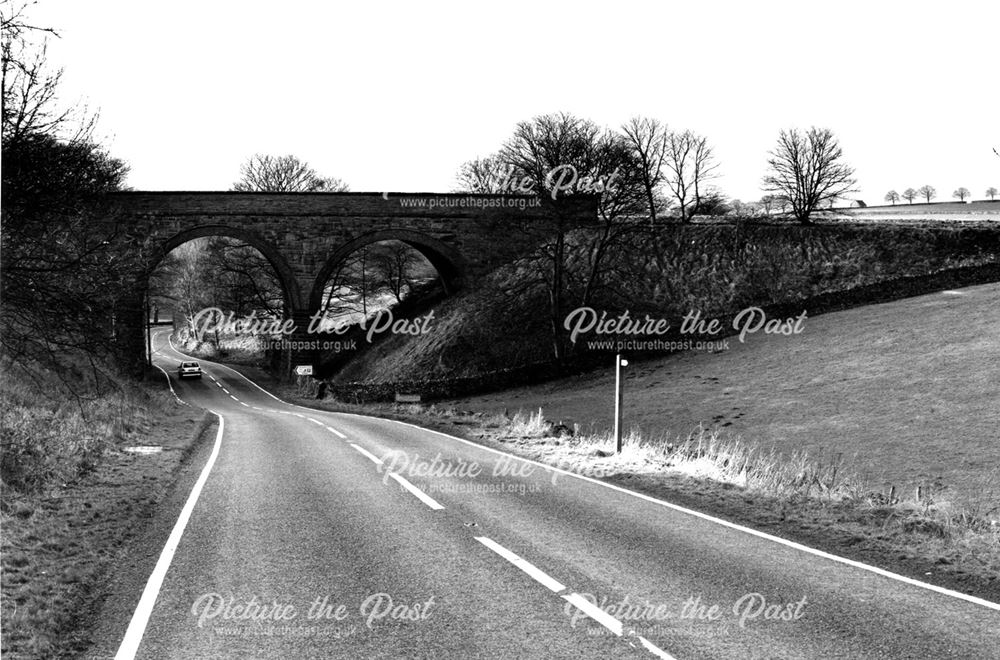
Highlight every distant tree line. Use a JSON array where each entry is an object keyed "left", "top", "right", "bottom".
[{"left": 885, "top": 186, "right": 996, "bottom": 205}]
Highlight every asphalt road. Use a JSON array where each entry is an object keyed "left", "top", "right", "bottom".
[{"left": 87, "top": 329, "right": 999, "bottom": 659}]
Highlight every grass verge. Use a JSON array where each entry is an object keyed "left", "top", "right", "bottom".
[{"left": 0, "top": 361, "right": 214, "bottom": 659}]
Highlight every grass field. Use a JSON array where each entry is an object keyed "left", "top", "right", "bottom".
[
  {"left": 445, "top": 281, "right": 1000, "bottom": 502},
  {"left": 820, "top": 200, "right": 1000, "bottom": 224}
]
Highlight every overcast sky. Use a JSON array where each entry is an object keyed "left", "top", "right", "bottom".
[{"left": 29, "top": 0, "right": 1000, "bottom": 204}]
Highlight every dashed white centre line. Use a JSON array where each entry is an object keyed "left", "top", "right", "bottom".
[
  {"left": 346, "top": 444, "right": 443, "bottom": 510},
  {"left": 473, "top": 536, "right": 676, "bottom": 659},
  {"left": 474, "top": 537, "right": 566, "bottom": 593},
  {"left": 350, "top": 443, "right": 383, "bottom": 465},
  {"left": 229, "top": 395, "right": 238, "bottom": 401},
  {"left": 639, "top": 636, "right": 677, "bottom": 660},
  {"left": 238, "top": 401, "right": 249, "bottom": 407},
  {"left": 562, "top": 592, "right": 622, "bottom": 635},
  {"left": 307, "top": 417, "right": 324, "bottom": 427},
  {"left": 325, "top": 425, "right": 347, "bottom": 439},
  {"left": 388, "top": 473, "right": 444, "bottom": 510}
]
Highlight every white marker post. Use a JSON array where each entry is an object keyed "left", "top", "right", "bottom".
[{"left": 614, "top": 354, "right": 628, "bottom": 453}]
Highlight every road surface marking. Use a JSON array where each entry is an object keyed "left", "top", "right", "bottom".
[
  {"left": 325, "top": 425, "right": 347, "bottom": 439},
  {"left": 222, "top": 388, "right": 230, "bottom": 394},
  {"left": 115, "top": 412, "right": 224, "bottom": 660},
  {"left": 639, "top": 635, "right": 677, "bottom": 660},
  {"left": 307, "top": 417, "right": 325, "bottom": 426},
  {"left": 157, "top": 336, "right": 1000, "bottom": 612},
  {"left": 475, "top": 537, "right": 676, "bottom": 658},
  {"left": 351, "top": 443, "right": 383, "bottom": 465},
  {"left": 251, "top": 406, "right": 262, "bottom": 411},
  {"left": 152, "top": 365, "right": 187, "bottom": 406},
  {"left": 238, "top": 401, "right": 249, "bottom": 407},
  {"left": 169, "top": 334, "right": 285, "bottom": 405},
  {"left": 229, "top": 395, "right": 238, "bottom": 401},
  {"left": 375, "top": 418, "right": 1000, "bottom": 612},
  {"left": 474, "top": 537, "right": 566, "bottom": 593},
  {"left": 388, "top": 473, "right": 445, "bottom": 510},
  {"left": 562, "top": 592, "right": 623, "bottom": 635}
]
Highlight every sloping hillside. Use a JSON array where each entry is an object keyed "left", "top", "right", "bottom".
[
  {"left": 330, "top": 222, "right": 1000, "bottom": 386},
  {"left": 442, "top": 281, "right": 1000, "bottom": 502}
]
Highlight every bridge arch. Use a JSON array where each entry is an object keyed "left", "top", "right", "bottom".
[
  {"left": 147, "top": 224, "right": 303, "bottom": 311},
  {"left": 310, "top": 229, "right": 466, "bottom": 310}
]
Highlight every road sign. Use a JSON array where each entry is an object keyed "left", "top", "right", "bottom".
[{"left": 294, "top": 365, "right": 313, "bottom": 376}]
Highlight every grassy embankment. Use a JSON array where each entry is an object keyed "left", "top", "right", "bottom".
[
  {"left": 330, "top": 222, "right": 1000, "bottom": 383},
  {"left": 0, "top": 359, "right": 210, "bottom": 658}
]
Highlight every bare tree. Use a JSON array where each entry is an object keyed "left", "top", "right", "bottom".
[
  {"left": 917, "top": 184, "right": 936, "bottom": 203},
  {"left": 454, "top": 153, "right": 515, "bottom": 193},
  {"left": 902, "top": 187, "right": 917, "bottom": 204},
  {"left": 987, "top": 187, "right": 998, "bottom": 201},
  {"left": 884, "top": 190, "right": 900, "bottom": 205},
  {"left": 761, "top": 127, "right": 856, "bottom": 225},
  {"left": 498, "top": 112, "right": 599, "bottom": 361},
  {"left": 776, "top": 195, "right": 791, "bottom": 214},
  {"left": 690, "top": 132, "right": 719, "bottom": 214},
  {"left": 663, "top": 129, "right": 718, "bottom": 222},
  {"left": 2, "top": 3, "right": 143, "bottom": 388},
  {"left": 232, "top": 154, "right": 348, "bottom": 192},
  {"left": 497, "top": 112, "right": 646, "bottom": 360},
  {"left": 759, "top": 195, "right": 775, "bottom": 215},
  {"left": 2, "top": 3, "right": 96, "bottom": 146},
  {"left": 952, "top": 187, "right": 970, "bottom": 202},
  {"left": 731, "top": 199, "right": 763, "bottom": 218},
  {"left": 620, "top": 116, "right": 668, "bottom": 225},
  {"left": 368, "top": 241, "right": 425, "bottom": 303}
]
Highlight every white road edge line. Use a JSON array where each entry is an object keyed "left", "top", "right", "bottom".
[
  {"left": 388, "top": 473, "right": 445, "bottom": 510},
  {"left": 160, "top": 333, "right": 1000, "bottom": 612},
  {"left": 152, "top": 365, "right": 187, "bottom": 406},
  {"left": 169, "top": 334, "right": 285, "bottom": 404},
  {"left": 474, "top": 537, "right": 566, "bottom": 593},
  {"left": 115, "top": 412, "right": 224, "bottom": 660},
  {"left": 350, "top": 443, "right": 383, "bottom": 465},
  {"left": 378, "top": 416, "right": 1000, "bottom": 612}
]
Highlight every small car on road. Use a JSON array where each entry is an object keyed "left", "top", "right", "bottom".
[{"left": 178, "top": 361, "right": 202, "bottom": 379}]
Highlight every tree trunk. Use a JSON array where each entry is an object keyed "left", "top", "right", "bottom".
[{"left": 549, "top": 229, "right": 565, "bottom": 362}]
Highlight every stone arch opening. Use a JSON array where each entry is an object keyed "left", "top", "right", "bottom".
[
  {"left": 147, "top": 224, "right": 302, "bottom": 311},
  {"left": 309, "top": 229, "right": 466, "bottom": 311}
]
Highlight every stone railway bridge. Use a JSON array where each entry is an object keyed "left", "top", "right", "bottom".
[{"left": 105, "top": 191, "right": 598, "bottom": 376}]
